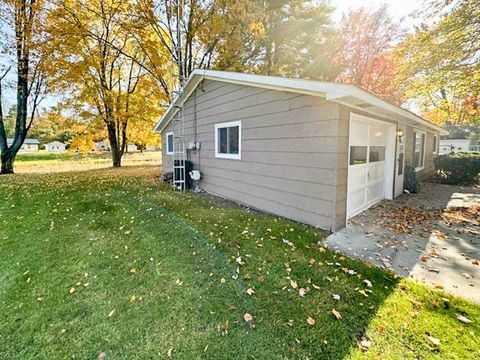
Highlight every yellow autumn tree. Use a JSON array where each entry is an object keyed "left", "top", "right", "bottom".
[{"left": 44, "top": 0, "right": 169, "bottom": 167}]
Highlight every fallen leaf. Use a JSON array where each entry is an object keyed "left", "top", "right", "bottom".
[
  {"left": 434, "top": 284, "right": 444, "bottom": 289},
  {"left": 129, "top": 268, "right": 136, "bottom": 274},
  {"left": 69, "top": 287, "right": 75, "bottom": 294},
  {"left": 378, "top": 323, "right": 387, "bottom": 333},
  {"left": 220, "top": 277, "right": 226, "bottom": 284},
  {"left": 332, "top": 308, "right": 342, "bottom": 319},
  {"left": 98, "top": 352, "right": 106, "bottom": 360},
  {"left": 358, "top": 338, "right": 371, "bottom": 351},
  {"left": 108, "top": 309, "right": 115, "bottom": 317},
  {"left": 298, "top": 288, "right": 307, "bottom": 297},
  {"left": 290, "top": 279, "right": 298, "bottom": 289},
  {"left": 420, "top": 255, "right": 429, "bottom": 262},
  {"left": 243, "top": 313, "right": 253, "bottom": 322},
  {"left": 358, "top": 289, "right": 369, "bottom": 297},
  {"left": 246, "top": 288, "right": 255, "bottom": 296},
  {"left": 457, "top": 315, "right": 472, "bottom": 324},
  {"left": 129, "top": 294, "right": 137, "bottom": 302},
  {"left": 426, "top": 335, "right": 441, "bottom": 347},
  {"left": 307, "top": 316, "right": 315, "bottom": 326},
  {"left": 221, "top": 320, "right": 229, "bottom": 335},
  {"left": 472, "top": 259, "right": 479, "bottom": 266},
  {"left": 167, "top": 348, "right": 173, "bottom": 358},
  {"left": 363, "top": 279, "right": 372, "bottom": 288},
  {"left": 333, "top": 294, "right": 340, "bottom": 301}
]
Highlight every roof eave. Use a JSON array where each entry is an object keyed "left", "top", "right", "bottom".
[{"left": 153, "top": 69, "right": 448, "bottom": 136}]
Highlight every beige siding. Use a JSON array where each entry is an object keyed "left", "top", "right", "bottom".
[
  {"left": 405, "top": 125, "right": 438, "bottom": 180},
  {"left": 162, "top": 80, "right": 345, "bottom": 231}
]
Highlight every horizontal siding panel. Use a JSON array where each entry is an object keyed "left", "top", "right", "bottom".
[
  {"left": 199, "top": 158, "right": 337, "bottom": 185},
  {"left": 241, "top": 137, "right": 341, "bottom": 153},
  {"left": 242, "top": 121, "right": 344, "bottom": 139},
  {"left": 203, "top": 182, "right": 332, "bottom": 229},
  {"left": 201, "top": 177, "right": 333, "bottom": 226},
  {"left": 200, "top": 164, "right": 336, "bottom": 201},
  {"left": 197, "top": 149, "right": 345, "bottom": 170},
  {"left": 202, "top": 172, "right": 332, "bottom": 215}
]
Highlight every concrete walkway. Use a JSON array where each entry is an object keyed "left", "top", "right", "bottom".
[{"left": 326, "top": 183, "right": 480, "bottom": 303}]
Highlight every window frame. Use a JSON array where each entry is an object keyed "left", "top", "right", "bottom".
[
  {"left": 214, "top": 121, "right": 242, "bottom": 160},
  {"left": 432, "top": 134, "right": 438, "bottom": 154},
  {"left": 413, "top": 129, "right": 426, "bottom": 172},
  {"left": 165, "top": 131, "right": 174, "bottom": 155}
]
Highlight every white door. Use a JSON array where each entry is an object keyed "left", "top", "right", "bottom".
[
  {"left": 394, "top": 125, "right": 406, "bottom": 197},
  {"left": 347, "top": 116, "right": 389, "bottom": 219}
]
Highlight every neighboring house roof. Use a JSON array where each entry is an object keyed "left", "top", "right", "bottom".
[
  {"left": 7, "top": 137, "right": 40, "bottom": 145},
  {"left": 153, "top": 69, "right": 448, "bottom": 135}
]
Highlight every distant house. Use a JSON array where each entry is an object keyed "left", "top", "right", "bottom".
[
  {"left": 439, "top": 138, "right": 471, "bottom": 154},
  {"left": 6, "top": 138, "right": 40, "bottom": 152},
  {"left": 45, "top": 141, "right": 66, "bottom": 153},
  {"left": 127, "top": 144, "right": 138, "bottom": 152},
  {"left": 146, "top": 145, "right": 160, "bottom": 151},
  {"left": 95, "top": 140, "right": 110, "bottom": 152}
]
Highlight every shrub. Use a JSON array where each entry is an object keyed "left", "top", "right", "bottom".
[{"left": 434, "top": 151, "right": 480, "bottom": 184}]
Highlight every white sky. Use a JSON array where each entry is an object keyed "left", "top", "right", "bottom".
[{"left": 332, "top": 0, "right": 423, "bottom": 28}]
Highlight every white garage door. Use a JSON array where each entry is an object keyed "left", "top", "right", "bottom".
[{"left": 347, "top": 116, "right": 389, "bottom": 219}]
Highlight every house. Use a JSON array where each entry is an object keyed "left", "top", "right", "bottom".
[
  {"left": 127, "top": 144, "right": 138, "bottom": 152},
  {"left": 439, "top": 138, "right": 471, "bottom": 154},
  {"left": 6, "top": 137, "right": 40, "bottom": 152},
  {"left": 146, "top": 145, "right": 160, "bottom": 151},
  {"left": 45, "top": 141, "right": 66, "bottom": 152},
  {"left": 95, "top": 140, "right": 110, "bottom": 152},
  {"left": 154, "top": 70, "right": 447, "bottom": 231}
]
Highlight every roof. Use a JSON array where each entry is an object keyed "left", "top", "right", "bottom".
[
  {"left": 7, "top": 137, "right": 40, "bottom": 144},
  {"left": 154, "top": 69, "right": 448, "bottom": 135}
]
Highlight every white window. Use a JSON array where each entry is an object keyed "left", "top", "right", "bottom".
[
  {"left": 165, "top": 132, "right": 173, "bottom": 155},
  {"left": 432, "top": 135, "right": 438, "bottom": 154},
  {"left": 215, "top": 121, "right": 241, "bottom": 159},
  {"left": 413, "top": 130, "right": 426, "bottom": 171}
]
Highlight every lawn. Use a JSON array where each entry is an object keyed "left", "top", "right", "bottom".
[
  {"left": 0, "top": 166, "right": 478, "bottom": 359},
  {"left": 14, "top": 151, "right": 161, "bottom": 173}
]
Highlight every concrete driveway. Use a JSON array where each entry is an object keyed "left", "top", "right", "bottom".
[{"left": 326, "top": 183, "right": 480, "bottom": 303}]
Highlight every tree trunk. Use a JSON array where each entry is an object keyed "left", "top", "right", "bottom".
[
  {"left": 106, "top": 121, "right": 123, "bottom": 167},
  {"left": 112, "top": 147, "right": 122, "bottom": 167},
  {"left": 0, "top": 150, "right": 15, "bottom": 174}
]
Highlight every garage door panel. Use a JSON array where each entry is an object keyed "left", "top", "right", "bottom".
[
  {"left": 349, "top": 121, "right": 369, "bottom": 145},
  {"left": 367, "top": 182, "right": 384, "bottom": 204},
  {"left": 348, "top": 166, "right": 367, "bottom": 191},
  {"left": 347, "top": 188, "right": 365, "bottom": 216},
  {"left": 369, "top": 125, "right": 387, "bottom": 146},
  {"left": 348, "top": 116, "right": 390, "bottom": 219},
  {"left": 367, "top": 163, "right": 385, "bottom": 184}
]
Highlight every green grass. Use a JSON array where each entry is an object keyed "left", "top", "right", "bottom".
[
  {"left": 0, "top": 166, "right": 478, "bottom": 359},
  {"left": 13, "top": 151, "right": 160, "bottom": 173}
]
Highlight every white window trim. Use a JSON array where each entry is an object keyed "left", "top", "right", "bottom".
[
  {"left": 413, "top": 129, "right": 426, "bottom": 172},
  {"left": 432, "top": 134, "right": 438, "bottom": 154},
  {"left": 165, "top": 131, "right": 173, "bottom": 155},
  {"left": 215, "top": 121, "right": 242, "bottom": 160}
]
